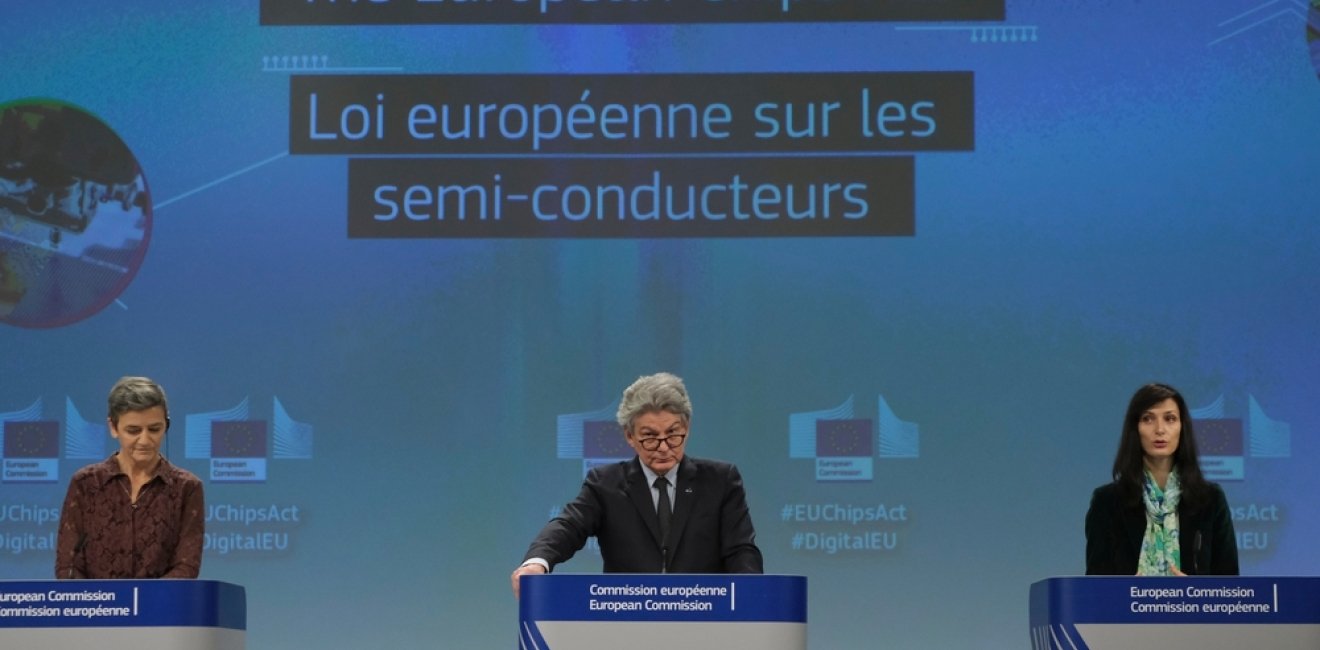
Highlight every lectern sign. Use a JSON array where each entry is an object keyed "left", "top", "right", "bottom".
[
  {"left": 0, "top": 580, "right": 246, "bottom": 650},
  {"left": 519, "top": 574, "right": 807, "bottom": 650},
  {"left": 1029, "top": 577, "right": 1320, "bottom": 650}
]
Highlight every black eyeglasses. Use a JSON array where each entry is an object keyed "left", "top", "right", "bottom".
[{"left": 635, "top": 433, "right": 687, "bottom": 451}]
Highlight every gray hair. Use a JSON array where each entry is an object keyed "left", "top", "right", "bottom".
[
  {"left": 616, "top": 372, "right": 692, "bottom": 432},
  {"left": 107, "top": 376, "right": 169, "bottom": 425}
]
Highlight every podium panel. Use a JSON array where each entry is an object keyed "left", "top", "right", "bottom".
[
  {"left": 1030, "top": 576, "right": 1320, "bottom": 650},
  {"left": 519, "top": 574, "right": 806, "bottom": 650},
  {"left": 0, "top": 579, "right": 246, "bottom": 650}
]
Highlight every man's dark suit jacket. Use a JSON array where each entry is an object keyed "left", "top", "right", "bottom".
[
  {"left": 1085, "top": 481, "right": 1238, "bottom": 575},
  {"left": 523, "top": 455, "right": 763, "bottom": 573}
]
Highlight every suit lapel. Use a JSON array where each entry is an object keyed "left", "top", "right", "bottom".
[
  {"left": 667, "top": 457, "right": 698, "bottom": 551},
  {"left": 625, "top": 458, "right": 664, "bottom": 546}
]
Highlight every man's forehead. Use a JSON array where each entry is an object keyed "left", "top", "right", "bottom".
[{"left": 635, "top": 412, "right": 684, "bottom": 429}]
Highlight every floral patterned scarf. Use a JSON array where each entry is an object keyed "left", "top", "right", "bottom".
[{"left": 1137, "top": 468, "right": 1181, "bottom": 576}]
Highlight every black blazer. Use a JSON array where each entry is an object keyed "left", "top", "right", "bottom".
[
  {"left": 523, "top": 455, "right": 763, "bottom": 573},
  {"left": 1085, "top": 480, "right": 1238, "bottom": 575}
]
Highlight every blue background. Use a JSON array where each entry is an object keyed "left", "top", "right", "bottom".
[{"left": 3, "top": 1, "right": 1319, "bottom": 648}]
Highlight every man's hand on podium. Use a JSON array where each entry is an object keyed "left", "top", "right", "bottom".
[{"left": 511, "top": 562, "right": 547, "bottom": 599}]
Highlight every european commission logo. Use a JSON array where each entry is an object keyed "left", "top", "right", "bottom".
[
  {"left": 788, "top": 394, "right": 920, "bottom": 482},
  {"left": 1192, "top": 394, "right": 1291, "bottom": 481},
  {"left": 556, "top": 401, "right": 629, "bottom": 475},
  {"left": 1, "top": 398, "right": 59, "bottom": 483},
  {"left": 185, "top": 397, "right": 314, "bottom": 483},
  {"left": 3, "top": 396, "right": 132, "bottom": 483},
  {"left": 1, "top": 396, "right": 111, "bottom": 483}
]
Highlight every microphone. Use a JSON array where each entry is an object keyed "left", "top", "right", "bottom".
[
  {"left": 1193, "top": 531, "right": 1203, "bottom": 574},
  {"left": 661, "top": 546, "right": 669, "bottom": 574}
]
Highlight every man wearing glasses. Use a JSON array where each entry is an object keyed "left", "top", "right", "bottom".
[{"left": 512, "top": 372, "right": 763, "bottom": 597}]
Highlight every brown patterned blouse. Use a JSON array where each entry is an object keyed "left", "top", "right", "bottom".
[{"left": 55, "top": 454, "right": 205, "bottom": 579}]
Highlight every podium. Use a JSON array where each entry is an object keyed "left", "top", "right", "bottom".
[
  {"left": 518, "top": 574, "right": 806, "bottom": 650},
  {"left": 1030, "top": 576, "right": 1320, "bottom": 650},
  {"left": 0, "top": 579, "right": 246, "bottom": 649}
]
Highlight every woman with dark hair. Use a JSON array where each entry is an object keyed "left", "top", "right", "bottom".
[{"left": 1085, "top": 383, "right": 1238, "bottom": 575}]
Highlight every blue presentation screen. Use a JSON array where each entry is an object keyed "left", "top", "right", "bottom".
[{"left": 3, "top": 1, "right": 1319, "bottom": 648}]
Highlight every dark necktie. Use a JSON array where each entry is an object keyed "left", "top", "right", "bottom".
[{"left": 654, "top": 476, "right": 672, "bottom": 543}]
